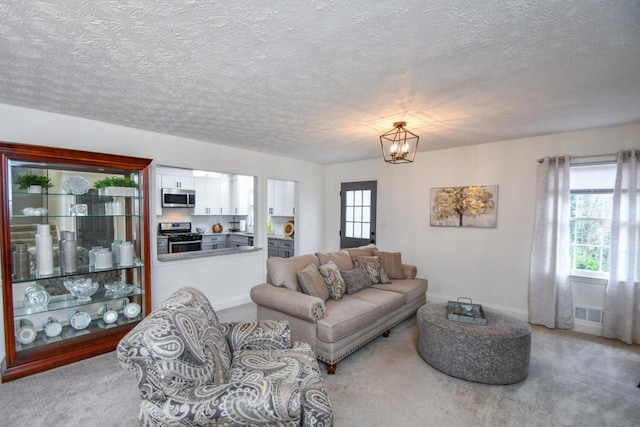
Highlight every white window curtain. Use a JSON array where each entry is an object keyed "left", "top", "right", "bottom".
[
  {"left": 529, "top": 156, "right": 574, "bottom": 329},
  {"left": 602, "top": 150, "right": 640, "bottom": 344}
]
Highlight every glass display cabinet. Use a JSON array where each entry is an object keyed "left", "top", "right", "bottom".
[{"left": 0, "top": 142, "right": 151, "bottom": 381}]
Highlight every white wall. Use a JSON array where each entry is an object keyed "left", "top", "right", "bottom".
[
  {"left": 325, "top": 122, "right": 640, "bottom": 320},
  {"left": 0, "top": 103, "right": 325, "bottom": 361}
]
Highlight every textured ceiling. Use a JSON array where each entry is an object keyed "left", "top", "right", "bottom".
[{"left": 0, "top": 1, "right": 639, "bottom": 163}]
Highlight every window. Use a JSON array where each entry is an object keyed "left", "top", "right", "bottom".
[{"left": 569, "top": 163, "right": 616, "bottom": 278}]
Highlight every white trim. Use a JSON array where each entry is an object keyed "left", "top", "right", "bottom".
[
  {"left": 574, "top": 319, "right": 603, "bottom": 335},
  {"left": 571, "top": 275, "right": 608, "bottom": 286},
  {"left": 426, "top": 292, "right": 604, "bottom": 337},
  {"left": 571, "top": 270, "right": 609, "bottom": 282}
]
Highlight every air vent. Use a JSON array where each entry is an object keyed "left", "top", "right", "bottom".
[{"left": 574, "top": 305, "right": 602, "bottom": 323}]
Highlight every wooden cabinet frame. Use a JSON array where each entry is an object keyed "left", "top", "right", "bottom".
[{"left": 0, "top": 142, "right": 152, "bottom": 381}]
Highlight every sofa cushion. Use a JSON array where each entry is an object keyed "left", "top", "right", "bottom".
[
  {"left": 317, "top": 297, "right": 380, "bottom": 342},
  {"left": 267, "top": 254, "right": 319, "bottom": 291},
  {"left": 317, "top": 250, "right": 354, "bottom": 271},
  {"left": 341, "top": 268, "right": 372, "bottom": 294},
  {"left": 297, "top": 263, "right": 330, "bottom": 301},
  {"left": 348, "top": 287, "right": 405, "bottom": 315},
  {"left": 352, "top": 255, "right": 391, "bottom": 284},
  {"left": 318, "top": 261, "right": 346, "bottom": 300},
  {"left": 372, "top": 278, "right": 429, "bottom": 304},
  {"left": 376, "top": 251, "right": 405, "bottom": 279}
]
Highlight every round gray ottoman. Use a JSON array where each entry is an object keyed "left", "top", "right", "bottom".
[{"left": 417, "top": 303, "right": 531, "bottom": 384}]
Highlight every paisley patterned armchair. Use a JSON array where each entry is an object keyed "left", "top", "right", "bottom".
[{"left": 117, "top": 287, "right": 333, "bottom": 426}]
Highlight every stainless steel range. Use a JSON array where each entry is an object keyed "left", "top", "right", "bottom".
[{"left": 159, "top": 222, "right": 202, "bottom": 253}]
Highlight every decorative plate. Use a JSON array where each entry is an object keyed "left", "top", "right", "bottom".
[
  {"left": 62, "top": 175, "right": 90, "bottom": 195},
  {"left": 283, "top": 220, "right": 295, "bottom": 237},
  {"left": 69, "top": 311, "right": 92, "bottom": 330},
  {"left": 103, "top": 310, "right": 119, "bottom": 324},
  {"left": 16, "top": 323, "right": 37, "bottom": 345},
  {"left": 123, "top": 302, "right": 141, "bottom": 319},
  {"left": 43, "top": 319, "right": 63, "bottom": 337}
]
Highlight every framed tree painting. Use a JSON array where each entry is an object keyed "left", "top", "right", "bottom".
[{"left": 430, "top": 185, "right": 498, "bottom": 228}]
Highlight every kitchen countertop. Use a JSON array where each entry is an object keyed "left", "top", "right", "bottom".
[
  {"left": 201, "top": 232, "right": 254, "bottom": 237},
  {"left": 267, "top": 234, "right": 294, "bottom": 240},
  {"left": 158, "top": 245, "right": 262, "bottom": 262}
]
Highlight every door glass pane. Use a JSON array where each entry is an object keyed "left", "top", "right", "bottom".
[
  {"left": 346, "top": 191, "right": 354, "bottom": 206},
  {"left": 355, "top": 190, "right": 362, "bottom": 206},
  {"left": 354, "top": 206, "right": 362, "bottom": 222},
  {"left": 362, "top": 190, "right": 371, "bottom": 206},
  {"left": 362, "top": 223, "right": 370, "bottom": 238},
  {"left": 346, "top": 222, "right": 354, "bottom": 238},
  {"left": 353, "top": 222, "right": 362, "bottom": 238},
  {"left": 346, "top": 206, "right": 354, "bottom": 222},
  {"left": 362, "top": 208, "right": 370, "bottom": 223}
]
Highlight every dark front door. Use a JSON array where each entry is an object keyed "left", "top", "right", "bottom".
[{"left": 340, "top": 181, "right": 377, "bottom": 249}]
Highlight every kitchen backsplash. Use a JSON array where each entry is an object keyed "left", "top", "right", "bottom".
[{"left": 157, "top": 209, "right": 251, "bottom": 234}]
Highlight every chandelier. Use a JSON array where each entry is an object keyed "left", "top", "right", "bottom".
[{"left": 379, "top": 121, "right": 419, "bottom": 164}]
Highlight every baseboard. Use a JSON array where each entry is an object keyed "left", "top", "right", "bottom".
[
  {"left": 426, "top": 292, "right": 603, "bottom": 337},
  {"left": 573, "top": 319, "right": 603, "bottom": 336}
]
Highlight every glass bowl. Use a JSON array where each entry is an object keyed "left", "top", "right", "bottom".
[
  {"left": 64, "top": 277, "right": 99, "bottom": 302},
  {"left": 23, "top": 284, "right": 50, "bottom": 312},
  {"left": 104, "top": 282, "right": 134, "bottom": 297}
]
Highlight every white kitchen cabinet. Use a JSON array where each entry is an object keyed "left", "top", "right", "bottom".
[
  {"left": 218, "top": 176, "right": 231, "bottom": 215},
  {"left": 230, "top": 175, "right": 253, "bottom": 215},
  {"left": 283, "top": 180, "right": 295, "bottom": 216},
  {"left": 193, "top": 177, "right": 220, "bottom": 215},
  {"left": 268, "top": 179, "right": 295, "bottom": 217},
  {"left": 161, "top": 174, "right": 194, "bottom": 190}
]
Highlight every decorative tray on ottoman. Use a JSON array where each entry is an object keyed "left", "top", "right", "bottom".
[{"left": 447, "top": 297, "right": 487, "bottom": 325}]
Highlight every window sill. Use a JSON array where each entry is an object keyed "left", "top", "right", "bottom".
[{"left": 571, "top": 274, "right": 608, "bottom": 286}]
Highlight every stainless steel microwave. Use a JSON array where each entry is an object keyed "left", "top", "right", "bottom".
[{"left": 161, "top": 188, "right": 196, "bottom": 208}]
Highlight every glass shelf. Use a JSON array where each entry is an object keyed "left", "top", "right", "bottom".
[
  {"left": 14, "top": 287, "right": 143, "bottom": 318},
  {"left": 12, "top": 191, "right": 141, "bottom": 199},
  {"left": 12, "top": 214, "right": 140, "bottom": 219},
  {"left": 11, "top": 261, "right": 144, "bottom": 284},
  {"left": 15, "top": 314, "right": 142, "bottom": 353}
]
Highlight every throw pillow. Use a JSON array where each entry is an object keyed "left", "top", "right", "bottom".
[
  {"left": 316, "top": 250, "right": 354, "bottom": 271},
  {"left": 297, "top": 263, "right": 330, "bottom": 301},
  {"left": 352, "top": 255, "right": 391, "bottom": 284},
  {"left": 341, "top": 268, "right": 372, "bottom": 294},
  {"left": 346, "top": 246, "right": 378, "bottom": 258},
  {"left": 376, "top": 251, "right": 405, "bottom": 279},
  {"left": 318, "top": 261, "right": 346, "bottom": 300}
]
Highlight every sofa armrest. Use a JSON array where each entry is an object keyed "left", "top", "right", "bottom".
[
  {"left": 220, "top": 320, "right": 291, "bottom": 352},
  {"left": 251, "top": 283, "right": 326, "bottom": 321},
  {"left": 402, "top": 264, "right": 417, "bottom": 279},
  {"left": 139, "top": 378, "right": 301, "bottom": 426}
]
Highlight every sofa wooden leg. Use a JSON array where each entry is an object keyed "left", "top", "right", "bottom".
[
  {"left": 382, "top": 329, "right": 391, "bottom": 337},
  {"left": 326, "top": 363, "right": 337, "bottom": 375}
]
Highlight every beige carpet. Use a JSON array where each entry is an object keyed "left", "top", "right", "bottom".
[{"left": 0, "top": 310, "right": 638, "bottom": 427}]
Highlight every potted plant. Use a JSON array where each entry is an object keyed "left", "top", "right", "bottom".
[
  {"left": 17, "top": 172, "right": 53, "bottom": 193},
  {"left": 93, "top": 176, "right": 138, "bottom": 196}
]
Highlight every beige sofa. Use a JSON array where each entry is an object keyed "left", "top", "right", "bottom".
[{"left": 251, "top": 247, "right": 428, "bottom": 374}]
